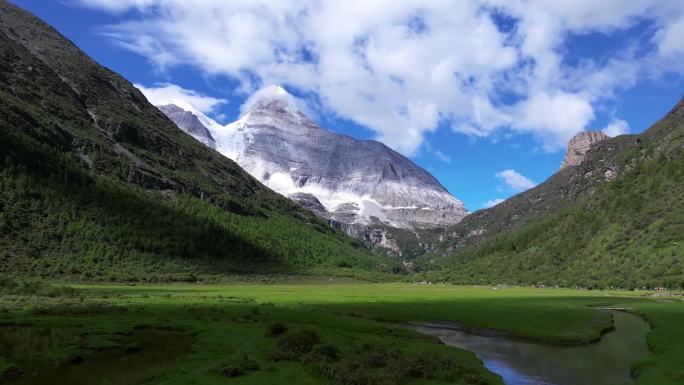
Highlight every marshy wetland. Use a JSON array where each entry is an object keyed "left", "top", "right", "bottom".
[{"left": 1, "top": 282, "right": 682, "bottom": 385}]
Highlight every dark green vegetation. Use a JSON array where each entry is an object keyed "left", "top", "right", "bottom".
[
  {"left": 420, "top": 97, "right": 684, "bottom": 289},
  {"left": 0, "top": 325, "right": 193, "bottom": 385},
  {"left": 0, "top": 1, "right": 392, "bottom": 281},
  {"left": 1, "top": 282, "right": 682, "bottom": 385}
]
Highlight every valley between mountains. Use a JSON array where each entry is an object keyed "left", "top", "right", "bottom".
[
  {"left": 160, "top": 82, "right": 683, "bottom": 289},
  {"left": 0, "top": 1, "right": 682, "bottom": 385}
]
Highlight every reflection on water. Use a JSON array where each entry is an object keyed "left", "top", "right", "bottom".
[
  {"left": 410, "top": 311, "right": 650, "bottom": 385},
  {"left": 0, "top": 326, "right": 193, "bottom": 385}
]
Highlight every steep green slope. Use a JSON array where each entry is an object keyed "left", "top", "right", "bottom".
[
  {"left": 0, "top": 1, "right": 388, "bottom": 281},
  {"left": 421, "top": 98, "right": 684, "bottom": 288}
]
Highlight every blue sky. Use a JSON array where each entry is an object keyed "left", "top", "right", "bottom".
[{"left": 14, "top": 1, "right": 684, "bottom": 212}]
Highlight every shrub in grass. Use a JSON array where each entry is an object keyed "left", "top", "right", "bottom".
[
  {"left": 213, "top": 354, "right": 260, "bottom": 377},
  {"left": 325, "top": 358, "right": 403, "bottom": 385},
  {"left": 313, "top": 344, "right": 340, "bottom": 361},
  {"left": 355, "top": 343, "right": 394, "bottom": 368},
  {"left": 302, "top": 344, "right": 341, "bottom": 368},
  {"left": 331, "top": 362, "right": 371, "bottom": 385},
  {"left": 389, "top": 352, "right": 438, "bottom": 379},
  {"left": 238, "top": 354, "right": 260, "bottom": 372},
  {"left": 0, "top": 277, "right": 78, "bottom": 298},
  {"left": 31, "top": 300, "right": 127, "bottom": 315},
  {"left": 302, "top": 342, "right": 487, "bottom": 385},
  {"left": 326, "top": 357, "right": 369, "bottom": 385},
  {"left": 213, "top": 366, "right": 244, "bottom": 377},
  {"left": 267, "top": 322, "right": 288, "bottom": 336},
  {"left": 270, "top": 329, "right": 320, "bottom": 360}
]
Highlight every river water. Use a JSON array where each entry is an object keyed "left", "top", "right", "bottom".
[{"left": 409, "top": 311, "right": 651, "bottom": 385}]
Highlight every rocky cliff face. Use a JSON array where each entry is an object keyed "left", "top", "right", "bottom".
[
  {"left": 159, "top": 85, "right": 468, "bottom": 248},
  {"left": 560, "top": 131, "right": 609, "bottom": 169},
  {"left": 157, "top": 104, "right": 216, "bottom": 148}
]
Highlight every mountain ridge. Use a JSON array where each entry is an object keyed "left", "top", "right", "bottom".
[
  {"left": 159, "top": 85, "right": 468, "bottom": 251},
  {"left": 418, "top": 95, "right": 684, "bottom": 288},
  {"left": 157, "top": 104, "right": 217, "bottom": 148}
]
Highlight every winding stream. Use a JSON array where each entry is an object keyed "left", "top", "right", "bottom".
[{"left": 410, "top": 311, "right": 651, "bottom": 385}]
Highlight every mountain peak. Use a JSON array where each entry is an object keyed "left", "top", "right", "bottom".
[
  {"left": 241, "top": 84, "right": 303, "bottom": 116},
  {"left": 163, "top": 84, "right": 468, "bottom": 232}
]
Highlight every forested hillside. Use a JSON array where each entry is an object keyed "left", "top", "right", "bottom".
[
  {"left": 422, "top": 98, "right": 684, "bottom": 289},
  {"left": 0, "top": 1, "right": 388, "bottom": 281}
]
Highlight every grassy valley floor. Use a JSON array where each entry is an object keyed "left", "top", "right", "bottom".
[{"left": 0, "top": 283, "right": 682, "bottom": 385}]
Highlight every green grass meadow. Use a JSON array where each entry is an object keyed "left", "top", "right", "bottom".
[{"left": 1, "top": 282, "right": 682, "bottom": 385}]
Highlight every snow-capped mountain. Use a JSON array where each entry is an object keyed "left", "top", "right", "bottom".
[{"left": 158, "top": 85, "right": 468, "bottom": 233}]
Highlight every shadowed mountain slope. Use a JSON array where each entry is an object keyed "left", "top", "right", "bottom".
[{"left": 0, "top": 1, "right": 388, "bottom": 280}]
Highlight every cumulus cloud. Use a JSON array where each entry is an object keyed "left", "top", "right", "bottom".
[
  {"left": 482, "top": 198, "right": 505, "bottom": 208},
  {"left": 76, "top": 0, "right": 684, "bottom": 155},
  {"left": 654, "top": 16, "right": 684, "bottom": 57},
  {"left": 602, "top": 119, "right": 630, "bottom": 137},
  {"left": 509, "top": 91, "right": 595, "bottom": 151},
  {"left": 495, "top": 169, "right": 536, "bottom": 191},
  {"left": 135, "top": 83, "right": 227, "bottom": 113}
]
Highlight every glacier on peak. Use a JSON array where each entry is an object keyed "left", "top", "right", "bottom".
[{"left": 159, "top": 84, "right": 469, "bottom": 231}]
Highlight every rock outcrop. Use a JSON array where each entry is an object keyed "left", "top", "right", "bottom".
[{"left": 560, "top": 131, "right": 609, "bottom": 169}]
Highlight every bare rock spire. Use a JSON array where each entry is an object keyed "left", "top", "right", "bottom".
[{"left": 560, "top": 131, "right": 609, "bottom": 169}]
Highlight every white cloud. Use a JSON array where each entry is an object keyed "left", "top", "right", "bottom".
[
  {"left": 495, "top": 169, "right": 536, "bottom": 191},
  {"left": 602, "top": 119, "right": 630, "bottom": 137},
  {"left": 135, "top": 83, "right": 227, "bottom": 113},
  {"left": 77, "top": 0, "right": 684, "bottom": 155},
  {"left": 71, "top": 0, "right": 157, "bottom": 13},
  {"left": 509, "top": 91, "right": 595, "bottom": 152},
  {"left": 655, "top": 16, "right": 684, "bottom": 57},
  {"left": 434, "top": 150, "right": 452, "bottom": 164},
  {"left": 482, "top": 198, "right": 505, "bottom": 208}
]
